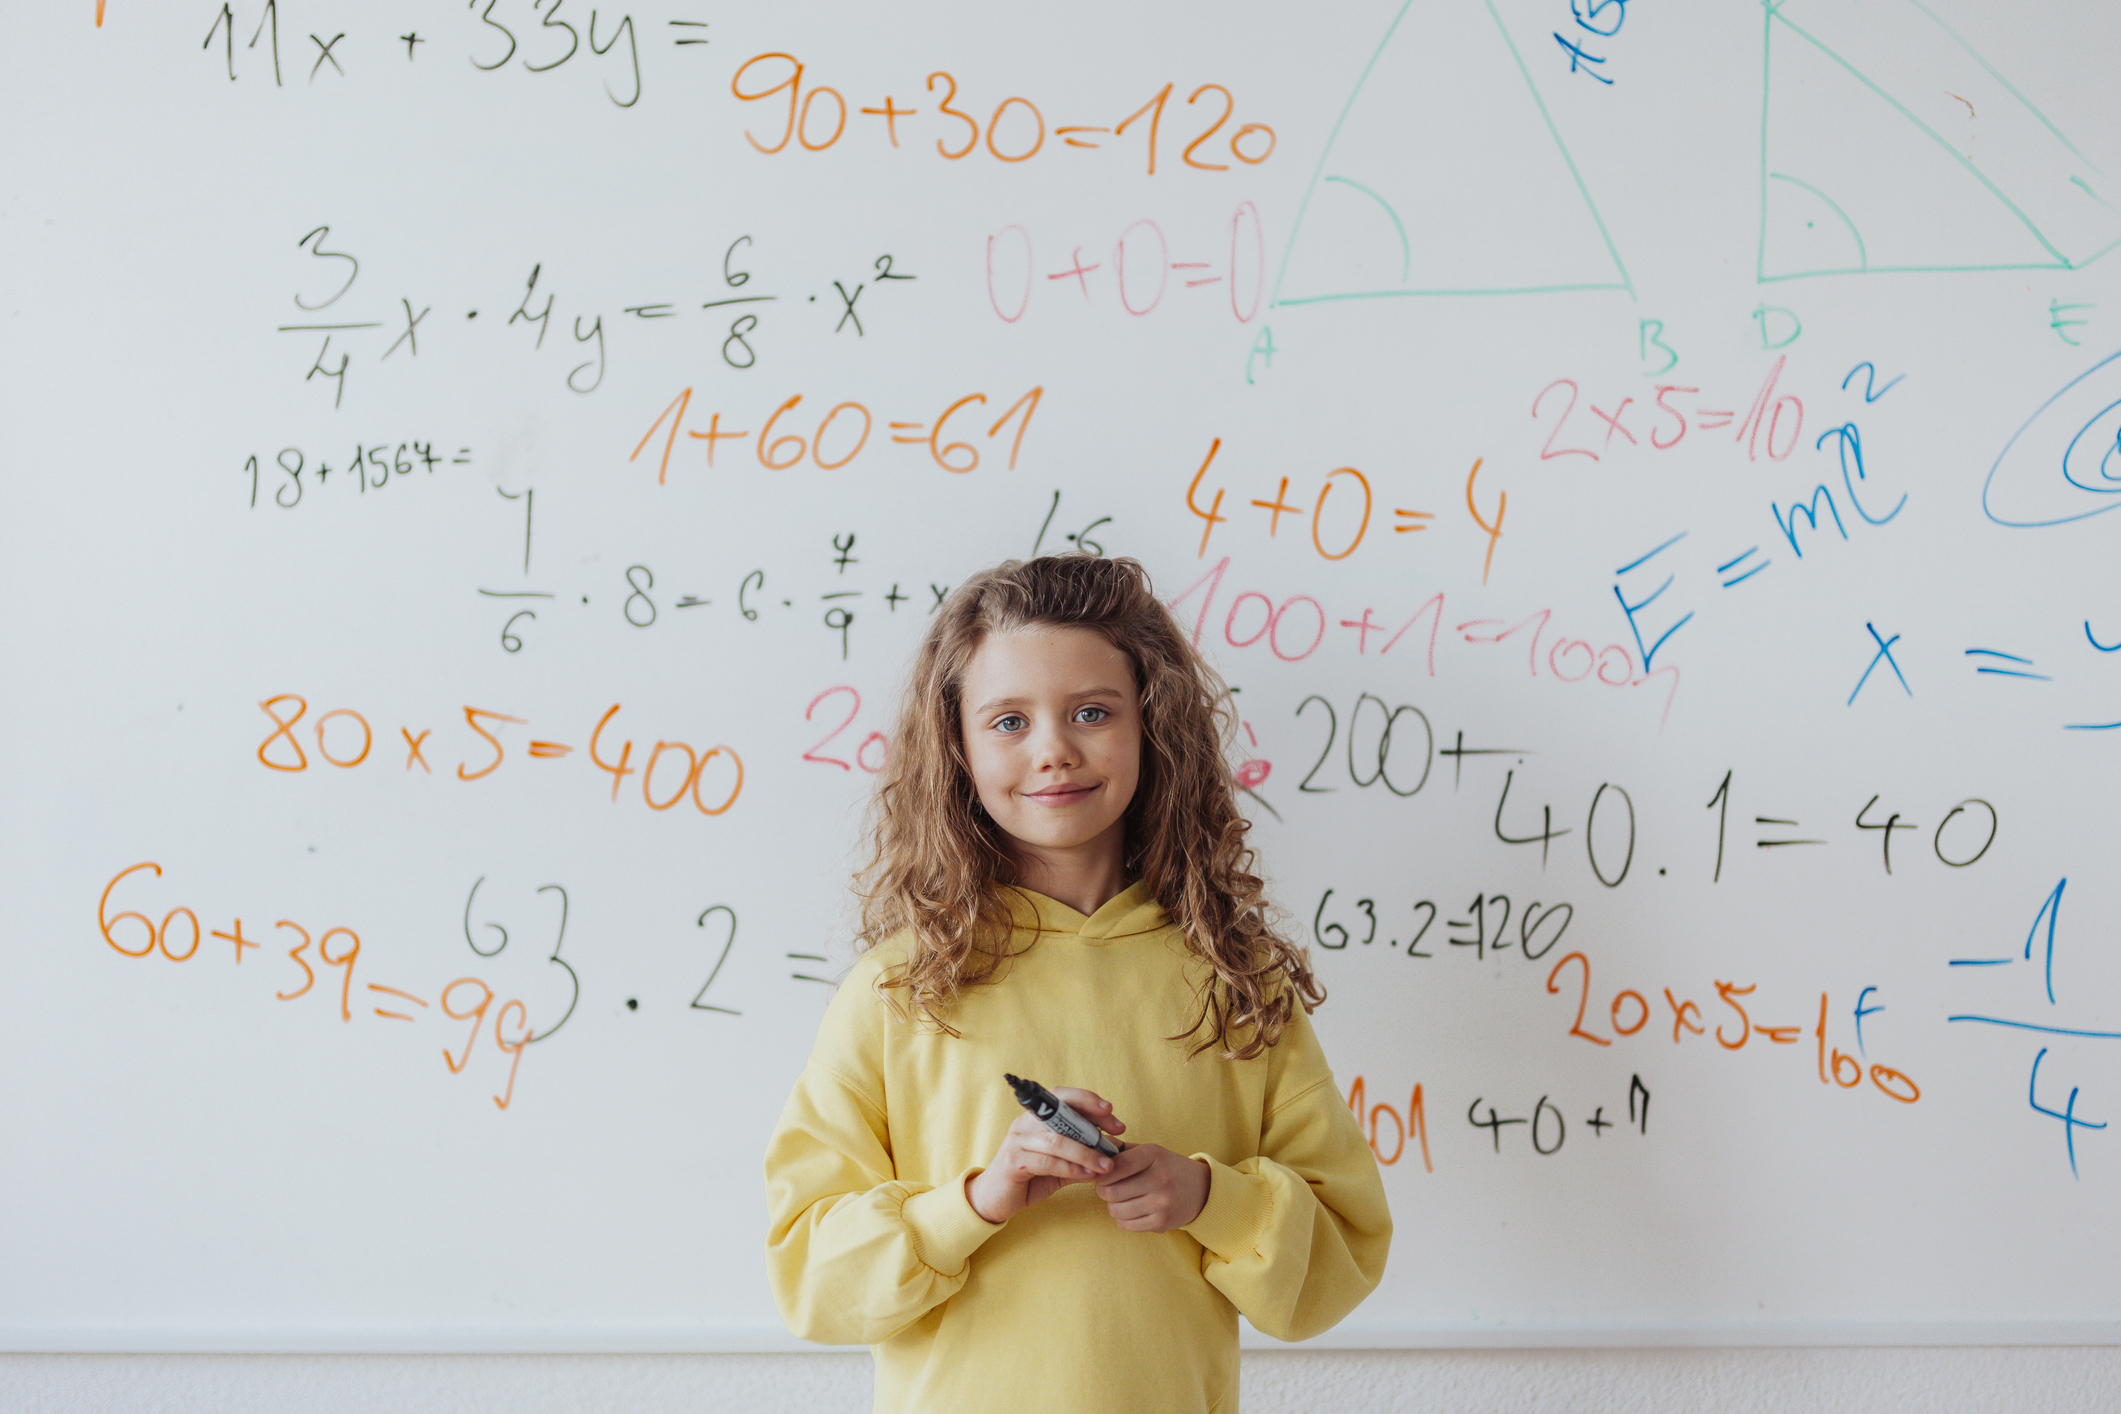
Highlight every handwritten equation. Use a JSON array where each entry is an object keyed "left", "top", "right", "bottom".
[
  {"left": 253, "top": 696, "right": 745, "bottom": 818},
  {"left": 275, "top": 227, "right": 918, "bottom": 408}
]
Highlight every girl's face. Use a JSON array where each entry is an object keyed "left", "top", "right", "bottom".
[{"left": 958, "top": 625, "right": 1143, "bottom": 869}]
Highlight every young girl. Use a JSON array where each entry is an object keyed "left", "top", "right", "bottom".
[{"left": 764, "top": 555, "right": 1390, "bottom": 1413}]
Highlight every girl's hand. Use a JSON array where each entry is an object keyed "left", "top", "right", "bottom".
[
  {"left": 1093, "top": 1144, "right": 1210, "bottom": 1233},
  {"left": 965, "top": 1088, "right": 1126, "bottom": 1224}
]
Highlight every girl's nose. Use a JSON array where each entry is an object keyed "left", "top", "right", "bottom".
[{"left": 1030, "top": 722, "right": 1080, "bottom": 770}]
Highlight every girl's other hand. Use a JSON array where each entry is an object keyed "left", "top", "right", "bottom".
[
  {"left": 1092, "top": 1144, "right": 1210, "bottom": 1233},
  {"left": 965, "top": 1088, "right": 1125, "bottom": 1224}
]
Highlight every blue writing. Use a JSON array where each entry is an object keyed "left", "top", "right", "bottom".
[
  {"left": 1773, "top": 486, "right": 1847, "bottom": 557},
  {"left": 1717, "top": 546, "right": 1769, "bottom": 588},
  {"left": 2029, "top": 1047, "right": 2105, "bottom": 1179},
  {"left": 1965, "top": 648, "right": 2050, "bottom": 681},
  {"left": 1553, "top": 32, "right": 1612, "bottom": 83},
  {"left": 1841, "top": 362, "right": 1904, "bottom": 402},
  {"left": 1817, "top": 422, "right": 1904, "bottom": 525},
  {"left": 1570, "top": 0, "right": 1626, "bottom": 37},
  {"left": 1950, "top": 1016, "right": 2121, "bottom": 1039},
  {"left": 1612, "top": 532, "right": 1692, "bottom": 672},
  {"left": 1847, "top": 622, "right": 1910, "bottom": 706},
  {"left": 1853, "top": 986, "right": 1883, "bottom": 1057},
  {"left": 2024, "top": 878, "right": 2067, "bottom": 1005}
]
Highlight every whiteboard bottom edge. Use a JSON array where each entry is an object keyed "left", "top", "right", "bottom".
[{"left": 4, "top": 1323, "right": 2118, "bottom": 1353}]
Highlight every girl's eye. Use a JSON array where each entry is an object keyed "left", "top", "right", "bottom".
[
  {"left": 1075, "top": 706, "right": 1108, "bottom": 724},
  {"left": 995, "top": 714, "right": 1027, "bottom": 733}
]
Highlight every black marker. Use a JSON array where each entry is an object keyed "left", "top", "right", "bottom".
[{"left": 1005, "top": 1073, "right": 1122, "bottom": 1158}]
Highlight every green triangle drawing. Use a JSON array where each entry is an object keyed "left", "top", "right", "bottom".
[
  {"left": 1272, "top": 0, "right": 1632, "bottom": 306},
  {"left": 1759, "top": 0, "right": 2121, "bottom": 280}
]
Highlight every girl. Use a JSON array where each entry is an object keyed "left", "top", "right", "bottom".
[{"left": 764, "top": 555, "right": 1390, "bottom": 1414}]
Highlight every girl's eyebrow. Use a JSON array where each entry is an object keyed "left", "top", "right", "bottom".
[{"left": 969, "top": 685, "right": 1128, "bottom": 716}]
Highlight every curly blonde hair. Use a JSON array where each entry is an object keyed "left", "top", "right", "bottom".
[{"left": 853, "top": 554, "right": 1323, "bottom": 1060}]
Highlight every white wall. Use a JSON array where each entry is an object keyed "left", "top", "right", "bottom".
[{"left": 5, "top": 1349, "right": 2118, "bottom": 1412}]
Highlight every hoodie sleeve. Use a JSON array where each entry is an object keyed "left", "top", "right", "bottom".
[
  {"left": 1178, "top": 1007, "right": 1393, "bottom": 1341},
  {"left": 763, "top": 961, "right": 1005, "bottom": 1346}
]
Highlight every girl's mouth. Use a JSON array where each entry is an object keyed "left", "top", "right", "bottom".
[{"left": 1023, "top": 783, "right": 1096, "bottom": 804}]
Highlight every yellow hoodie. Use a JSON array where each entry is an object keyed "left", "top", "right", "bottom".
[{"left": 764, "top": 882, "right": 1392, "bottom": 1414}]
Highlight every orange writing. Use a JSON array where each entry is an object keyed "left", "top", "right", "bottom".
[
  {"left": 99, "top": 861, "right": 163, "bottom": 957},
  {"left": 274, "top": 920, "right": 314, "bottom": 1000},
  {"left": 253, "top": 695, "right": 745, "bottom": 820},
  {"left": 732, "top": 53, "right": 803, "bottom": 153},
  {"left": 633, "top": 386, "right": 1040, "bottom": 480},
  {"left": 595, "top": 705, "right": 743, "bottom": 816},
  {"left": 1311, "top": 468, "right": 1372, "bottom": 562},
  {"left": 257, "top": 695, "right": 308, "bottom": 771},
  {"left": 1465, "top": 458, "right": 1505, "bottom": 585},
  {"left": 1545, "top": 949, "right": 1918, "bottom": 1105},
  {"left": 1346, "top": 1075, "right": 1433, "bottom": 1173},
  {"left": 590, "top": 703, "right": 634, "bottom": 799},
  {"left": 731, "top": 58, "right": 1273, "bottom": 174},
  {"left": 1186, "top": 439, "right": 1227, "bottom": 557},
  {"left": 1187, "top": 444, "right": 1382, "bottom": 563},
  {"left": 96, "top": 863, "right": 535, "bottom": 1108},
  {"left": 441, "top": 977, "right": 494, "bottom": 1073},
  {"left": 493, "top": 1001, "right": 533, "bottom": 1110},
  {"left": 457, "top": 707, "right": 528, "bottom": 781},
  {"left": 315, "top": 709, "right": 372, "bottom": 767},
  {"left": 1546, "top": 952, "right": 1611, "bottom": 1046},
  {"left": 318, "top": 928, "right": 361, "bottom": 1023},
  {"left": 630, "top": 386, "right": 692, "bottom": 484},
  {"left": 211, "top": 917, "right": 260, "bottom": 965}
]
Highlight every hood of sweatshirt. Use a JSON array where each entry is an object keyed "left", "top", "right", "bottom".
[{"left": 1002, "top": 879, "right": 1171, "bottom": 940}]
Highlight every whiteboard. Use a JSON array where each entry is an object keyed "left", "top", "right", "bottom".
[{"left": 6, "top": 0, "right": 2121, "bottom": 1350}]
